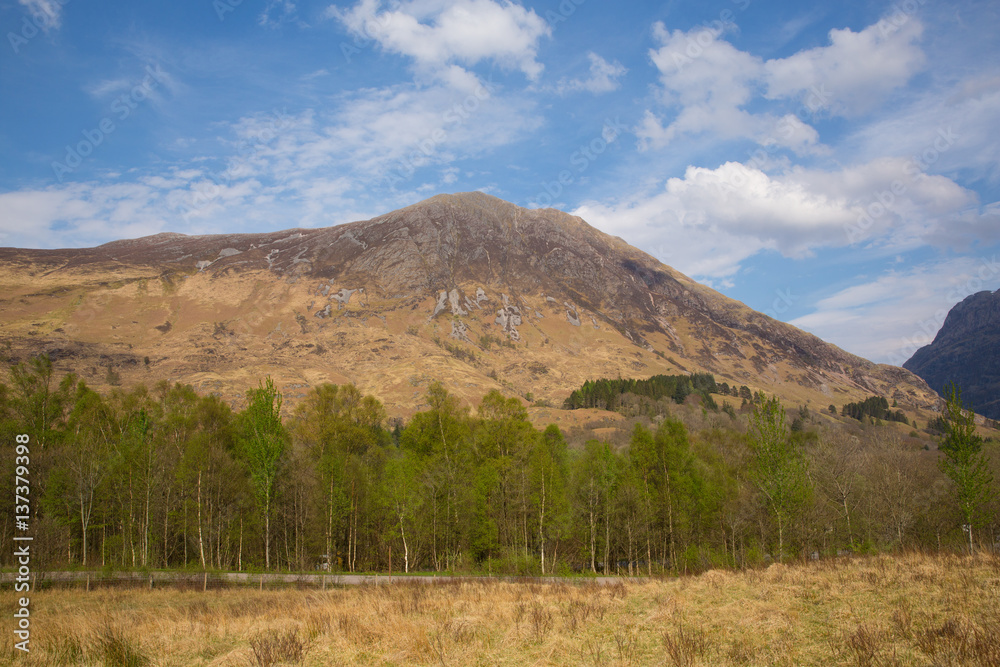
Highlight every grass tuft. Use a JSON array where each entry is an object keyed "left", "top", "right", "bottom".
[{"left": 249, "top": 629, "right": 305, "bottom": 667}]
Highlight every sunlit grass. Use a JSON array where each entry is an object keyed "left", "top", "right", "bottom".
[{"left": 5, "top": 552, "right": 999, "bottom": 666}]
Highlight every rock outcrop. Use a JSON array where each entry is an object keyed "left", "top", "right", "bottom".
[{"left": 904, "top": 289, "right": 1000, "bottom": 419}]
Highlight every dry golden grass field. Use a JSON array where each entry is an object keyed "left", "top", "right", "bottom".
[{"left": 5, "top": 553, "right": 1000, "bottom": 666}]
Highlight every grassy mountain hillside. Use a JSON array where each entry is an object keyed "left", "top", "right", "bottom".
[{"left": 0, "top": 192, "right": 935, "bottom": 418}]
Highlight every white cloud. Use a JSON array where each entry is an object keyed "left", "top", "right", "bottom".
[
  {"left": 232, "top": 77, "right": 540, "bottom": 191},
  {"left": 259, "top": 1, "right": 301, "bottom": 28},
  {"left": 0, "top": 183, "right": 167, "bottom": 248},
  {"left": 790, "top": 256, "right": 1000, "bottom": 364},
  {"left": 572, "top": 157, "right": 989, "bottom": 279},
  {"left": 639, "top": 16, "right": 926, "bottom": 152},
  {"left": 18, "top": 0, "right": 61, "bottom": 30},
  {"left": 764, "top": 19, "right": 925, "bottom": 116},
  {"left": 0, "top": 63, "right": 545, "bottom": 247},
  {"left": 330, "top": 0, "right": 550, "bottom": 81},
  {"left": 640, "top": 22, "right": 823, "bottom": 155},
  {"left": 554, "top": 52, "right": 627, "bottom": 95},
  {"left": 846, "top": 76, "right": 1000, "bottom": 187}
]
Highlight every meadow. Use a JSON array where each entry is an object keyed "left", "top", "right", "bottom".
[{"left": 5, "top": 552, "right": 1000, "bottom": 666}]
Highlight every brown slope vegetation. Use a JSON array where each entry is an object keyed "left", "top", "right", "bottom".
[
  {"left": 0, "top": 192, "right": 935, "bottom": 418},
  {"left": 6, "top": 553, "right": 1000, "bottom": 666}
]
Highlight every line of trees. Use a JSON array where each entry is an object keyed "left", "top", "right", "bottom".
[
  {"left": 563, "top": 373, "right": 718, "bottom": 411},
  {"left": 841, "top": 396, "right": 909, "bottom": 424},
  {"left": 1, "top": 355, "right": 997, "bottom": 575}
]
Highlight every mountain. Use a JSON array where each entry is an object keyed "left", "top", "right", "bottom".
[
  {"left": 904, "top": 289, "right": 1000, "bottom": 420},
  {"left": 0, "top": 192, "right": 935, "bottom": 417}
]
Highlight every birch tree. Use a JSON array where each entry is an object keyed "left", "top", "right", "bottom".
[{"left": 236, "top": 377, "right": 288, "bottom": 570}]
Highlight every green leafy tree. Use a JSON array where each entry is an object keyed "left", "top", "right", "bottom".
[
  {"left": 400, "top": 382, "right": 473, "bottom": 570},
  {"left": 470, "top": 460, "right": 500, "bottom": 566},
  {"left": 529, "top": 424, "right": 569, "bottom": 573},
  {"left": 748, "top": 395, "right": 810, "bottom": 562},
  {"left": 237, "top": 377, "right": 288, "bottom": 569},
  {"left": 9, "top": 353, "right": 75, "bottom": 449},
  {"left": 630, "top": 419, "right": 708, "bottom": 573},
  {"left": 105, "top": 386, "right": 160, "bottom": 569},
  {"left": 380, "top": 450, "right": 422, "bottom": 572},
  {"left": 171, "top": 388, "right": 239, "bottom": 569},
  {"left": 571, "top": 440, "right": 621, "bottom": 573},
  {"left": 291, "top": 383, "right": 385, "bottom": 571},
  {"left": 475, "top": 390, "right": 535, "bottom": 557},
  {"left": 52, "top": 381, "right": 114, "bottom": 566},
  {"left": 938, "top": 383, "right": 995, "bottom": 554}
]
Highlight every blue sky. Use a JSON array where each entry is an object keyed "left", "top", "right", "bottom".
[{"left": 1, "top": 0, "right": 998, "bottom": 366}]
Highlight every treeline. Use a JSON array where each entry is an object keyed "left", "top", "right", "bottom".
[
  {"left": 1, "top": 355, "right": 998, "bottom": 576},
  {"left": 841, "top": 396, "right": 909, "bottom": 424},
  {"left": 563, "top": 373, "right": 718, "bottom": 411}
]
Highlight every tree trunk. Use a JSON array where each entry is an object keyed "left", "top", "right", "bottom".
[
  {"left": 589, "top": 503, "right": 597, "bottom": 573},
  {"left": 238, "top": 515, "right": 244, "bottom": 571},
  {"left": 398, "top": 506, "right": 410, "bottom": 573},
  {"left": 79, "top": 489, "right": 91, "bottom": 566},
  {"left": 843, "top": 496, "right": 854, "bottom": 549},
  {"left": 539, "top": 475, "right": 546, "bottom": 575},
  {"left": 197, "top": 471, "right": 206, "bottom": 569},
  {"left": 643, "top": 477, "right": 652, "bottom": 576},
  {"left": 264, "top": 493, "right": 271, "bottom": 570},
  {"left": 664, "top": 464, "right": 675, "bottom": 569},
  {"left": 777, "top": 512, "right": 785, "bottom": 563},
  {"left": 326, "top": 476, "right": 335, "bottom": 569}
]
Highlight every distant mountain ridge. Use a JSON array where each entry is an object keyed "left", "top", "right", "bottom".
[
  {"left": 0, "top": 192, "right": 935, "bottom": 416},
  {"left": 904, "top": 289, "right": 1000, "bottom": 419}
]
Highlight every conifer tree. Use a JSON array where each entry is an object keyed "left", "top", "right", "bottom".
[{"left": 938, "top": 383, "right": 995, "bottom": 555}]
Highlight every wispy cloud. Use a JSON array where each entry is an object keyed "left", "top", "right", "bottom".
[
  {"left": 573, "top": 157, "right": 988, "bottom": 279},
  {"left": 18, "top": 0, "right": 61, "bottom": 30},
  {"left": 328, "top": 0, "right": 550, "bottom": 81},
  {"left": 554, "top": 52, "right": 627, "bottom": 95},
  {"left": 790, "top": 256, "right": 1000, "bottom": 363},
  {"left": 638, "top": 16, "right": 925, "bottom": 152},
  {"left": 763, "top": 19, "right": 925, "bottom": 116}
]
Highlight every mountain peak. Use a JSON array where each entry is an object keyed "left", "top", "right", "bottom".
[
  {"left": 0, "top": 193, "right": 936, "bottom": 416},
  {"left": 904, "top": 289, "right": 1000, "bottom": 418}
]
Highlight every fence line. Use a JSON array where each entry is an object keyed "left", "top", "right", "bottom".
[{"left": 0, "top": 570, "right": 644, "bottom": 591}]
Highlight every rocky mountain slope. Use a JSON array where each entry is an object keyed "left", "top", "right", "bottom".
[
  {"left": 904, "top": 289, "right": 1000, "bottom": 419},
  {"left": 0, "top": 192, "right": 935, "bottom": 417}
]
